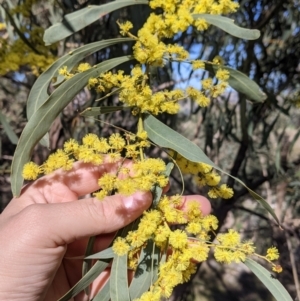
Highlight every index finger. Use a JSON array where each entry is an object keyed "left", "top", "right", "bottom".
[
  {"left": 28, "top": 159, "right": 132, "bottom": 197},
  {"left": 2, "top": 160, "right": 131, "bottom": 218}
]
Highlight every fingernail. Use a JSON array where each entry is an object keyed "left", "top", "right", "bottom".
[{"left": 123, "top": 191, "right": 151, "bottom": 210}]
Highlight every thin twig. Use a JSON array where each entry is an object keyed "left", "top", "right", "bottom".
[
  {"left": 285, "top": 231, "right": 300, "bottom": 301},
  {"left": 1, "top": 3, "right": 41, "bottom": 54}
]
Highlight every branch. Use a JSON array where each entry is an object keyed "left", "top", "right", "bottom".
[
  {"left": 285, "top": 231, "right": 300, "bottom": 301},
  {"left": 254, "top": 2, "right": 284, "bottom": 30}
]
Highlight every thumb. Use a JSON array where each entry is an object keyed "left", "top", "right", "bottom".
[{"left": 19, "top": 191, "right": 152, "bottom": 248}]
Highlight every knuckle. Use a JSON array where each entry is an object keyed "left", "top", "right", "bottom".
[{"left": 83, "top": 198, "right": 110, "bottom": 225}]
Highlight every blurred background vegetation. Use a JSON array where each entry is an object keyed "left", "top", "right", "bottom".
[{"left": 0, "top": 0, "right": 299, "bottom": 300}]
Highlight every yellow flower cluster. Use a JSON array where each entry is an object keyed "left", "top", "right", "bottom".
[
  {"left": 174, "top": 153, "right": 234, "bottom": 199},
  {"left": 0, "top": 0, "right": 56, "bottom": 75},
  {"left": 118, "top": 21, "right": 133, "bottom": 36},
  {"left": 214, "top": 230, "right": 255, "bottom": 263},
  {"left": 95, "top": 157, "right": 168, "bottom": 199},
  {"left": 22, "top": 132, "right": 168, "bottom": 199},
  {"left": 57, "top": 1, "right": 236, "bottom": 115},
  {"left": 86, "top": 66, "right": 184, "bottom": 115},
  {"left": 266, "top": 246, "right": 280, "bottom": 261},
  {"left": 80, "top": 1, "right": 236, "bottom": 115},
  {"left": 0, "top": 23, "right": 6, "bottom": 31},
  {"left": 22, "top": 133, "right": 124, "bottom": 179},
  {"left": 265, "top": 246, "right": 282, "bottom": 273},
  {"left": 58, "top": 63, "right": 91, "bottom": 80},
  {"left": 0, "top": 25, "right": 55, "bottom": 76},
  {"left": 112, "top": 197, "right": 213, "bottom": 300},
  {"left": 113, "top": 195, "right": 282, "bottom": 301},
  {"left": 118, "top": 0, "right": 239, "bottom": 66},
  {"left": 186, "top": 65, "right": 230, "bottom": 102},
  {"left": 214, "top": 232, "right": 282, "bottom": 273},
  {"left": 82, "top": 62, "right": 230, "bottom": 114}
]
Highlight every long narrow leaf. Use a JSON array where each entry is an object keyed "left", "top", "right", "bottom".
[
  {"left": 80, "top": 106, "right": 132, "bottom": 117},
  {"left": 143, "top": 114, "right": 280, "bottom": 225},
  {"left": 85, "top": 247, "right": 115, "bottom": 260},
  {"left": 82, "top": 236, "right": 96, "bottom": 295},
  {"left": 58, "top": 259, "right": 110, "bottom": 301},
  {"left": 152, "top": 162, "right": 174, "bottom": 207},
  {"left": 194, "top": 14, "right": 260, "bottom": 40},
  {"left": 27, "top": 38, "right": 131, "bottom": 147},
  {"left": 26, "top": 38, "right": 133, "bottom": 120},
  {"left": 244, "top": 259, "right": 293, "bottom": 301},
  {"left": 110, "top": 254, "right": 130, "bottom": 301},
  {"left": 129, "top": 240, "right": 160, "bottom": 299},
  {"left": 92, "top": 280, "right": 110, "bottom": 301},
  {"left": 44, "top": 0, "right": 148, "bottom": 45},
  {"left": 11, "top": 56, "right": 132, "bottom": 197}
]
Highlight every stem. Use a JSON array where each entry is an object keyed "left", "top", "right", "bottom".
[
  {"left": 138, "top": 114, "right": 145, "bottom": 160},
  {"left": 82, "top": 235, "right": 96, "bottom": 296},
  {"left": 253, "top": 253, "right": 273, "bottom": 265},
  {"left": 285, "top": 231, "right": 300, "bottom": 300}
]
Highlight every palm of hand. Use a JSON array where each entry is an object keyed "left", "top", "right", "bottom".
[{"left": 1, "top": 163, "right": 110, "bottom": 301}]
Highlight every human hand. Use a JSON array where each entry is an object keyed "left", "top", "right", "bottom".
[{"left": 0, "top": 161, "right": 211, "bottom": 301}]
